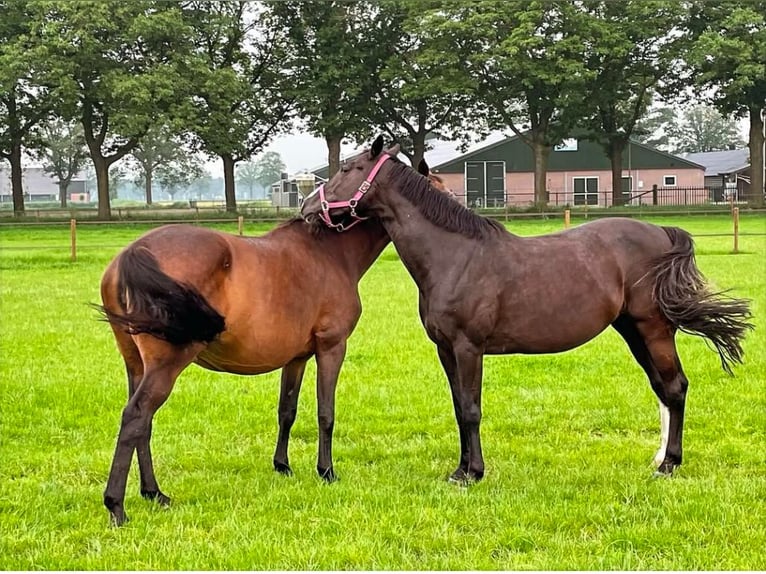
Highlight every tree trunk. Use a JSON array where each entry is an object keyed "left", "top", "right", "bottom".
[
  {"left": 94, "top": 156, "right": 111, "bottom": 220},
  {"left": 531, "top": 138, "right": 551, "bottom": 206},
  {"left": 222, "top": 154, "right": 237, "bottom": 212},
  {"left": 748, "top": 106, "right": 764, "bottom": 208},
  {"left": 609, "top": 141, "right": 625, "bottom": 207},
  {"left": 326, "top": 134, "right": 342, "bottom": 179},
  {"left": 411, "top": 131, "right": 427, "bottom": 170},
  {"left": 9, "top": 142, "right": 24, "bottom": 216},
  {"left": 145, "top": 167, "right": 153, "bottom": 206},
  {"left": 59, "top": 181, "right": 68, "bottom": 208}
]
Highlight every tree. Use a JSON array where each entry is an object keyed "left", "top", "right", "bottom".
[
  {"left": 129, "top": 125, "right": 197, "bottom": 205},
  {"left": 580, "top": 0, "right": 685, "bottom": 206},
  {"left": 183, "top": 1, "right": 292, "bottom": 213},
  {"left": 429, "top": 1, "right": 594, "bottom": 205},
  {"left": 686, "top": 0, "right": 766, "bottom": 206},
  {"left": 236, "top": 151, "right": 286, "bottom": 199},
  {"left": 156, "top": 157, "right": 204, "bottom": 201},
  {"left": 367, "top": 0, "right": 483, "bottom": 167},
  {"left": 269, "top": 1, "right": 378, "bottom": 178},
  {"left": 0, "top": 0, "right": 55, "bottom": 215},
  {"left": 673, "top": 104, "right": 746, "bottom": 153},
  {"left": 32, "top": 119, "right": 88, "bottom": 208},
  {"left": 633, "top": 105, "right": 678, "bottom": 152},
  {"left": 32, "top": 0, "right": 194, "bottom": 219}
]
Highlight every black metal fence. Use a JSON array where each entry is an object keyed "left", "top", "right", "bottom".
[{"left": 454, "top": 185, "right": 756, "bottom": 209}]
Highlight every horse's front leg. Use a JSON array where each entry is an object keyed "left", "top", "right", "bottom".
[
  {"left": 314, "top": 340, "right": 347, "bottom": 482},
  {"left": 273, "top": 357, "right": 308, "bottom": 475},
  {"left": 437, "top": 345, "right": 470, "bottom": 479},
  {"left": 448, "top": 342, "right": 485, "bottom": 484}
]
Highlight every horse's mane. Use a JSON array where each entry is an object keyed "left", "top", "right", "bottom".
[
  {"left": 387, "top": 161, "right": 505, "bottom": 239},
  {"left": 278, "top": 215, "right": 330, "bottom": 238}
]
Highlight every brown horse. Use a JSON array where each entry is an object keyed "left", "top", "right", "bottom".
[
  {"left": 301, "top": 136, "right": 753, "bottom": 484},
  {"left": 97, "top": 162, "right": 449, "bottom": 525}
]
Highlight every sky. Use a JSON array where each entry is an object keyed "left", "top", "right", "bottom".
[{"left": 206, "top": 132, "right": 362, "bottom": 178}]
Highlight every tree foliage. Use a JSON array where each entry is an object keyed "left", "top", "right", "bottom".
[
  {"left": 236, "top": 151, "right": 286, "bottom": 199},
  {"left": 31, "top": 118, "right": 88, "bottom": 208},
  {"left": 425, "top": 1, "right": 594, "bottom": 204},
  {"left": 31, "top": 0, "right": 193, "bottom": 218},
  {"left": 269, "top": 0, "right": 379, "bottom": 178},
  {"left": 363, "top": 0, "right": 481, "bottom": 167},
  {"left": 128, "top": 125, "right": 199, "bottom": 205},
  {"left": 686, "top": 0, "right": 766, "bottom": 205},
  {"left": 183, "top": 1, "right": 293, "bottom": 212},
  {"left": 0, "top": 0, "right": 54, "bottom": 215},
  {"left": 580, "top": 0, "right": 685, "bottom": 205}
]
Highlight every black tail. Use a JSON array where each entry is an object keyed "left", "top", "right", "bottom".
[
  {"left": 652, "top": 227, "right": 753, "bottom": 374},
  {"left": 96, "top": 244, "right": 225, "bottom": 346}
]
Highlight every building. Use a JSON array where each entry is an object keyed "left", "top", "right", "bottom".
[
  {"left": 430, "top": 135, "right": 706, "bottom": 208},
  {"left": 0, "top": 166, "right": 89, "bottom": 203},
  {"left": 270, "top": 172, "right": 325, "bottom": 208},
  {"left": 683, "top": 149, "right": 750, "bottom": 201}
]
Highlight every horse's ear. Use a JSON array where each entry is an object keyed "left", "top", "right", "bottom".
[
  {"left": 386, "top": 143, "right": 401, "bottom": 157},
  {"left": 417, "top": 158, "right": 430, "bottom": 176},
  {"left": 370, "top": 135, "right": 384, "bottom": 158}
]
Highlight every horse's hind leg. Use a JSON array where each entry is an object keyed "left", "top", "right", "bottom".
[
  {"left": 613, "top": 315, "right": 688, "bottom": 475},
  {"left": 111, "top": 328, "right": 169, "bottom": 506},
  {"left": 104, "top": 339, "right": 201, "bottom": 526},
  {"left": 273, "top": 357, "right": 308, "bottom": 475}
]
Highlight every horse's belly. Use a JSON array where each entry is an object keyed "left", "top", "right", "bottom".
[
  {"left": 486, "top": 299, "right": 617, "bottom": 355},
  {"left": 196, "top": 334, "right": 312, "bottom": 375}
]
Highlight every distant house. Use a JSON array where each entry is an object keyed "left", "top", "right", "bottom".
[
  {"left": 683, "top": 149, "right": 750, "bottom": 201},
  {"left": 270, "top": 172, "right": 325, "bottom": 208},
  {"left": 0, "top": 166, "right": 89, "bottom": 203},
  {"left": 430, "top": 135, "right": 706, "bottom": 208}
]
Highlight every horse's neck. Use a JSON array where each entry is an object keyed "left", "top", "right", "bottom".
[
  {"left": 322, "top": 222, "right": 390, "bottom": 279},
  {"left": 378, "top": 189, "right": 480, "bottom": 292}
]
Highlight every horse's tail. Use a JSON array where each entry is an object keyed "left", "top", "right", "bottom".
[
  {"left": 652, "top": 226, "right": 753, "bottom": 374},
  {"left": 97, "top": 244, "right": 225, "bottom": 346}
]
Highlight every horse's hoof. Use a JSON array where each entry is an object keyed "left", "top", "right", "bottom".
[
  {"left": 652, "top": 462, "right": 677, "bottom": 478},
  {"left": 141, "top": 489, "right": 171, "bottom": 507},
  {"left": 317, "top": 466, "right": 338, "bottom": 483},
  {"left": 274, "top": 462, "right": 294, "bottom": 476},
  {"left": 448, "top": 468, "right": 483, "bottom": 486},
  {"left": 109, "top": 509, "right": 129, "bottom": 527}
]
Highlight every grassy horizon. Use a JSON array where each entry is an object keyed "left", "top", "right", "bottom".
[{"left": 1, "top": 214, "right": 764, "bottom": 569}]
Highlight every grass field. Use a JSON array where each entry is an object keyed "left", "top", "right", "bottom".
[{"left": 1, "top": 213, "right": 764, "bottom": 569}]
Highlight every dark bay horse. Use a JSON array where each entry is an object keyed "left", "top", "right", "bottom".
[
  {"left": 301, "top": 136, "right": 753, "bottom": 484},
  {"left": 97, "top": 163, "right": 450, "bottom": 525}
]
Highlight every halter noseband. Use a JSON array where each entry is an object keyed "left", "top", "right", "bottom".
[{"left": 316, "top": 153, "right": 391, "bottom": 232}]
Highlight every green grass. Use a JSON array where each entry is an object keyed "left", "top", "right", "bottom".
[{"left": 1, "top": 214, "right": 765, "bottom": 569}]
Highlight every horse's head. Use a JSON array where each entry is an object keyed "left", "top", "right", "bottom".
[
  {"left": 417, "top": 159, "right": 456, "bottom": 199},
  {"left": 302, "top": 135, "right": 458, "bottom": 230},
  {"left": 301, "top": 135, "right": 399, "bottom": 231}
]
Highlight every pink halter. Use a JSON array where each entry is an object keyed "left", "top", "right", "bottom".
[{"left": 317, "top": 153, "right": 391, "bottom": 231}]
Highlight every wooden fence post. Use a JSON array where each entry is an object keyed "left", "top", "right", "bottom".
[
  {"left": 237, "top": 215, "right": 244, "bottom": 236},
  {"left": 733, "top": 207, "right": 739, "bottom": 254},
  {"left": 564, "top": 209, "right": 570, "bottom": 229},
  {"left": 70, "top": 218, "right": 77, "bottom": 262}
]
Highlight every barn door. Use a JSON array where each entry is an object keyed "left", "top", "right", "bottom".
[
  {"left": 465, "top": 162, "right": 485, "bottom": 207},
  {"left": 486, "top": 161, "right": 505, "bottom": 207}
]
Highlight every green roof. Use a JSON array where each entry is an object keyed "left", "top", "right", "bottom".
[{"left": 432, "top": 134, "right": 705, "bottom": 174}]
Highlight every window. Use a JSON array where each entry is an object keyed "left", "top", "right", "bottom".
[
  {"left": 573, "top": 176, "right": 599, "bottom": 206},
  {"left": 663, "top": 175, "right": 677, "bottom": 187}
]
